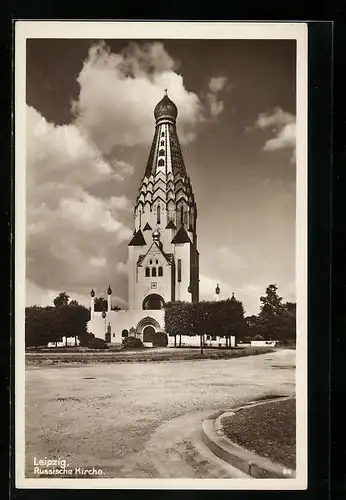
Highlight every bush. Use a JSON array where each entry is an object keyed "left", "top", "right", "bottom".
[
  {"left": 87, "top": 337, "right": 109, "bottom": 349},
  {"left": 79, "top": 332, "right": 95, "bottom": 347},
  {"left": 122, "top": 336, "right": 144, "bottom": 349},
  {"left": 153, "top": 331, "right": 168, "bottom": 347}
]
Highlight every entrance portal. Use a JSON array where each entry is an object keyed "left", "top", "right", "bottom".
[{"left": 143, "top": 325, "right": 156, "bottom": 343}]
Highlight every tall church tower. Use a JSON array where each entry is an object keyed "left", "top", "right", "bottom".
[{"left": 128, "top": 91, "right": 199, "bottom": 311}]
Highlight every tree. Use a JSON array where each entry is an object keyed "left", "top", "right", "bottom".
[
  {"left": 164, "top": 301, "right": 195, "bottom": 347},
  {"left": 165, "top": 298, "right": 246, "bottom": 351},
  {"left": 111, "top": 305, "right": 121, "bottom": 311},
  {"left": 25, "top": 301, "right": 90, "bottom": 348},
  {"left": 53, "top": 292, "right": 70, "bottom": 308},
  {"left": 258, "top": 284, "right": 285, "bottom": 340},
  {"left": 94, "top": 296, "right": 107, "bottom": 312},
  {"left": 257, "top": 285, "right": 296, "bottom": 344},
  {"left": 280, "top": 301, "right": 296, "bottom": 344}
]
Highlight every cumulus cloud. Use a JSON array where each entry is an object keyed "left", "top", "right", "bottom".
[
  {"left": 72, "top": 41, "right": 205, "bottom": 151},
  {"left": 208, "top": 76, "right": 228, "bottom": 94},
  {"left": 199, "top": 275, "right": 259, "bottom": 314},
  {"left": 199, "top": 273, "right": 295, "bottom": 316},
  {"left": 204, "top": 75, "right": 230, "bottom": 118},
  {"left": 26, "top": 279, "right": 127, "bottom": 309},
  {"left": 216, "top": 246, "right": 246, "bottom": 270},
  {"left": 255, "top": 107, "right": 296, "bottom": 163},
  {"left": 26, "top": 104, "right": 133, "bottom": 301},
  {"left": 26, "top": 40, "right": 229, "bottom": 306}
]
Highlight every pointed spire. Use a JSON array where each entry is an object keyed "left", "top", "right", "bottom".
[
  {"left": 128, "top": 229, "right": 146, "bottom": 246},
  {"left": 171, "top": 225, "right": 191, "bottom": 244},
  {"left": 166, "top": 220, "right": 176, "bottom": 230}
]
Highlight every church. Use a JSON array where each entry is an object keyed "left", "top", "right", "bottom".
[{"left": 87, "top": 91, "right": 201, "bottom": 346}]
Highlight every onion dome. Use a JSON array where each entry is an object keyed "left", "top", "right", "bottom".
[
  {"left": 154, "top": 92, "right": 178, "bottom": 121},
  {"left": 152, "top": 229, "right": 161, "bottom": 241},
  {"left": 107, "top": 285, "right": 112, "bottom": 295}
]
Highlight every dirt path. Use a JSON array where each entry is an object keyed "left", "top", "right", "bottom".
[{"left": 25, "top": 349, "right": 295, "bottom": 478}]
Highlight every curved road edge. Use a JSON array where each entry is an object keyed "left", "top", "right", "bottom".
[{"left": 201, "top": 397, "right": 296, "bottom": 479}]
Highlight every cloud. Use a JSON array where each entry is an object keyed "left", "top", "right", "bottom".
[
  {"left": 72, "top": 41, "right": 205, "bottom": 151},
  {"left": 199, "top": 274, "right": 260, "bottom": 314},
  {"left": 255, "top": 107, "right": 296, "bottom": 162},
  {"left": 199, "top": 274, "right": 233, "bottom": 302},
  {"left": 26, "top": 41, "right": 231, "bottom": 307},
  {"left": 216, "top": 246, "right": 246, "bottom": 270},
  {"left": 26, "top": 279, "right": 127, "bottom": 309},
  {"left": 26, "top": 104, "right": 133, "bottom": 302},
  {"left": 208, "top": 76, "right": 228, "bottom": 94},
  {"left": 204, "top": 75, "right": 230, "bottom": 119}
]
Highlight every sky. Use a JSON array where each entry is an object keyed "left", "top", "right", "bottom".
[{"left": 25, "top": 38, "right": 296, "bottom": 315}]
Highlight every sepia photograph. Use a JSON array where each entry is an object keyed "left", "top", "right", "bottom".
[{"left": 15, "top": 21, "right": 307, "bottom": 490}]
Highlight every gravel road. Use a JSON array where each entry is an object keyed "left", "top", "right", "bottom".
[{"left": 25, "top": 349, "right": 295, "bottom": 478}]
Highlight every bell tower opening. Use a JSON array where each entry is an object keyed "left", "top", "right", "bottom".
[{"left": 142, "top": 294, "right": 165, "bottom": 310}]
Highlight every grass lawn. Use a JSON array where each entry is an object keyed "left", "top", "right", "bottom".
[
  {"left": 25, "top": 346, "right": 274, "bottom": 366},
  {"left": 221, "top": 397, "right": 296, "bottom": 470}
]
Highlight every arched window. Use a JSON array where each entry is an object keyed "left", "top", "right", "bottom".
[
  {"left": 157, "top": 205, "right": 161, "bottom": 225},
  {"left": 142, "top": 294, "right": 164, "bottom": 310},
  {"left": 158, "top": 158, "right": 164, "bottom": 167},
  {"left": 159, "top": 149, "right": 165, "bottom": 156},
  {"left": 161, "top": 131, "right": 164, "bottom": 137},
  {"left": 152, "top": 267, "right": 157, "bottom": 277},
  {"left": 180, "top": 205, "right": 184, "bottom": 225},
  {"left": 177, "top": 259, "right": 182, "bottom": 282},
  {"left": 160, "top": 140, "right": 164, "bottom": 146},
  {"left": 158, "top": 266, "right": 163, "bottom": 277},
  {"left": 122, "top": 329, "right": 129, "bottom": 338},
  {"left": 145, "top": 267, "right": 150, "bottom": 277}
]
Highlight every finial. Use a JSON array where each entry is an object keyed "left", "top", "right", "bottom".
[
  {"left": 90, "top": 288, "right": 95, "bottom": 298},
  {"left": 107, "top": 285, "right": 112, "bottom": 295},
  {"left": 164, "top": 88, "right": 168, "bottom": 96},
  {"left": 152, "top": 229, "right": 161, "bottom": 241},
  {"left": 215, "top": 283, "right": 220, "bottom": 295},
  {"left": 231, "top": 292, "right": 235, "bottom": 299}
]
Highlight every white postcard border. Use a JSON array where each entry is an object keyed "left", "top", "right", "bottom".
[{"left": 15, "top": 21, "right": 308, "bottom": 490}]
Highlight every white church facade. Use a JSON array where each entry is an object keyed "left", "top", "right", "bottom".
[{"left": 87, "top": 92, "right": 202, "bottom": 346}]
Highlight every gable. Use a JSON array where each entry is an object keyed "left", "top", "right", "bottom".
[{"left": 138, "top": 241, "right": 173, "bottom": 267}]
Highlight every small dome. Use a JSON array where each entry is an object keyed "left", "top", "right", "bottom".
[
  {"left": 154, "top": 93, "right": 178, "bottom": 121},
  {"left": 152, "top": 229, "right": 161, "bottom": 241}
]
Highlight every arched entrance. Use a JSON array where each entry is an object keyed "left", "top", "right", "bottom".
[
  {"left": 135, "top": 316, "right": 162, "bottom": 343},
  {"left": 143, "top": 325, "right": 156, "bottom": 343},
  {"left": 142, "top": 294, "right": 164, "bottom": 310}
]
